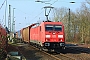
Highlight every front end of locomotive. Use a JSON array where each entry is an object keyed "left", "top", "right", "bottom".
[{"left": 43, "top": 22, "right": 65, "bottom": 50}]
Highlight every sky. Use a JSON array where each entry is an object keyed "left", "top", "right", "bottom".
[{"left": 0, "top": 0, "right": 86, "bottom": 31}]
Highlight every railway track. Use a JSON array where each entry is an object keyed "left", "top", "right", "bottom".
[
  {"left": 30, "top": 43, "right": 90, "bottom": 60},
  {"left": 13, "top": 43, "right": 90, "bottom": 60},
  {"left": 28, "top": 44, "right": 77, "bottom": 60},
  {"left": 62, "top": 44, "right": 90, "bottom": 60},
  {"left": 54, "top": 53, "right": 76, "bottom": 60}
]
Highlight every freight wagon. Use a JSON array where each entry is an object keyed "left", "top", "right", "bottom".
[
  {"left": 15, "top": 30, "right": 22, "bottom": 42},
  {"left": 22, "top": 27, "right": 30, "bottom": 43},
  {"left": 21, "top": 24, "right": 36, "bottom": 43}
]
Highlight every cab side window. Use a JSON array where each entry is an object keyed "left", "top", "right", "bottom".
[{"left": 40, "top": 26, "right": 41, "bottom": 31}]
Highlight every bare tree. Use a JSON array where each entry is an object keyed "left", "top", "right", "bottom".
[
  {"left": 52, "top": 2, "right": 90, "bottom": 44},
  {"left": 75, "top": 3, "right": 90, "bottom": 44},
  {"left": 86, "top": 0, "right": 90, "bottom": 4}
]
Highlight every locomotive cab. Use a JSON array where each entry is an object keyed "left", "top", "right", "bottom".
[{"left": 42, "top": 22, "right": 65, "bottom": 50}]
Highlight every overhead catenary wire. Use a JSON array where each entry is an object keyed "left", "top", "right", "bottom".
[
  {"left": 31, "top": 10, "right": 44, "bottom": 21},
  {"left": 7, "top": 0, "right": 59, "bottom": 22},
  {"left": 10, "top": 4, "right": 44, "bottom": 19},
  {"left": 50, "top": 0, "right": 58, "bottom": 5},
  {"left": 40, "top": 0, "right": 58, "bottom": 21},
  {"left": 10, "top": 4, "right": 44, "bottom": 30},
  {"left": 0, "top": 0, "right": 6, "bottom": 10},
  {"left": 52, "top": 0, "right": 85, "bottom": 3}
]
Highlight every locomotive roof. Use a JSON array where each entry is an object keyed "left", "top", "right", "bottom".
[
  {"left": 41, "top": 21, "right": 63, "bottom": 25},
  {"left": 23, "top": 21, "right": 63, "bottom": 29}
]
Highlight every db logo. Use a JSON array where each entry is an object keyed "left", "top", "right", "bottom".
[{"left": 52, "top": 35, "right": 56, "bottom": 38}]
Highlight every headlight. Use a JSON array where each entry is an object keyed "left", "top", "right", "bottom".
[
  {"left": 60, "top": 43, "right": 65, "bottom": 46},
  {"left": 58, "top": 35, "right": 63, "bottom": 38},
  {"left": 45, "top": 43, "right": 50, "bottom": 46},
  {"left": 46, "top": 35, "right": 50, "bottom": 38}
]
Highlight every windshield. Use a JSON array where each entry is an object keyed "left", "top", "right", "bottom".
[
  {"left": 45, "top": 25, "right": 62, "bottom": 31},
  {"left": 45, "top": 25, "right": 53, "bottom": 31},
  {"left": 54, "top": 25, "right": 62, "bottom": 31}
]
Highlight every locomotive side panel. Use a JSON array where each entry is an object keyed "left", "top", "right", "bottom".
[
  {"left": 37, "top": 26, "right": 44, "bottom": 46},
  {"left": 30, "top": 26, "right": 40, "bottom": 45},
  {"left": 30, "top": 23, "right": 46, "bottom": 46},
  {"left": 39, "top": 23, "right": 45, "bottom": 46}
]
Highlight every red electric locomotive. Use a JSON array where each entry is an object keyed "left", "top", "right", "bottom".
[{"left": 30, "top": 21, "right": 65, "bottom": 50}]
